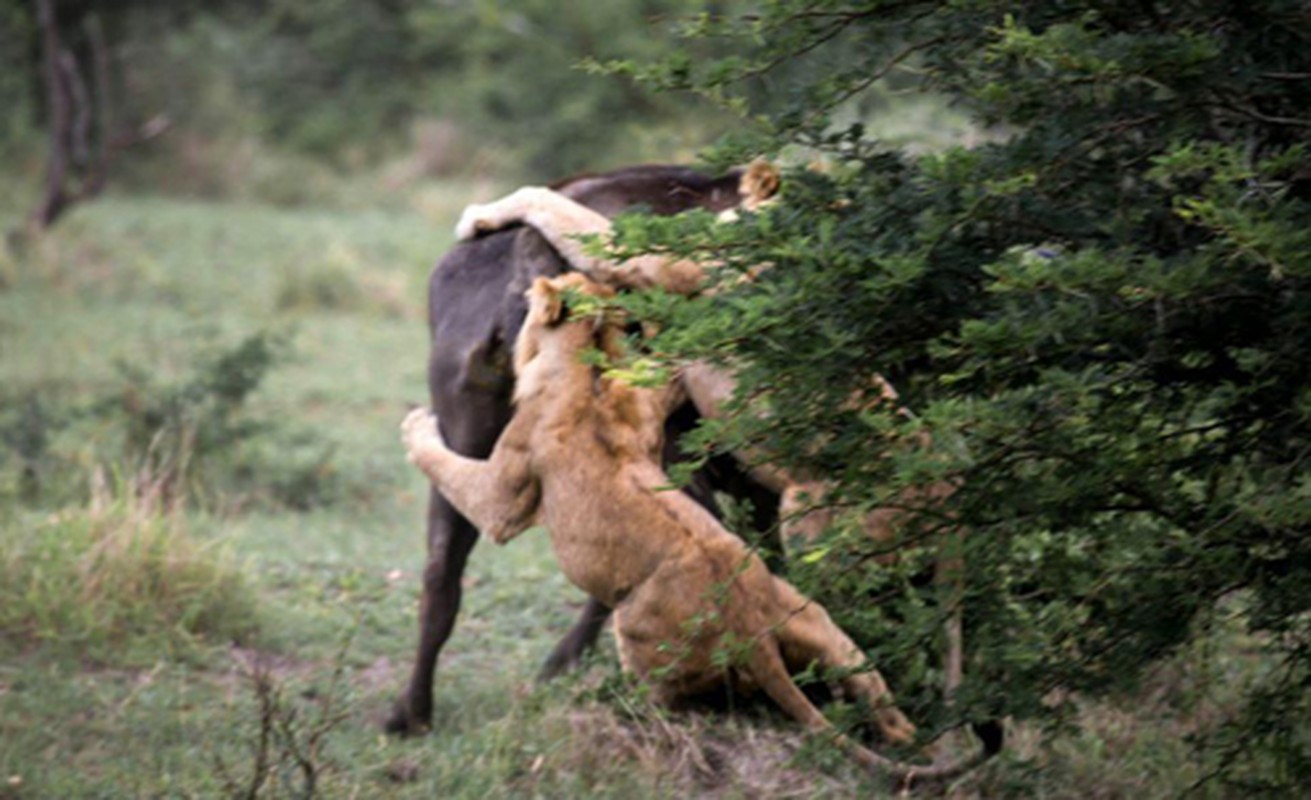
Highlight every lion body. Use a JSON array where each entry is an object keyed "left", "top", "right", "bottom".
[{"left": 402, "top": 274, "right": 917, "bottom": 749}]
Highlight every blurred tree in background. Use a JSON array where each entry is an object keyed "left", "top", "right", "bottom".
[
  {"left": 0, "top": 0, "right": 737, "bottom": 216},
  {"left": 5, "top": 0, "right": 176, "bottom": 231},
  {"left": 598, "top": 1, "right": 1311, "bottom": 792}
]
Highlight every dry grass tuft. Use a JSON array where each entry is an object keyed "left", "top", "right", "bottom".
[
  {"left": 517, "top": 694, "right": 855, "bottom": 798},
  {"left": 0, "top": 468, "right": 256, "bottom": 660},
  {"left": 575, "top": 709, "right": 840, "bottom": 797}
]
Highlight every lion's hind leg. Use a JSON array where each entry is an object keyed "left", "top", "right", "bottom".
[
  {"left": 770, "top": 577, "right": 917, "bottom": 746},
  {"left": 769, "top": 579, "right": 1002, "bottom": 783},
  {"left": 743, "top": 634, "right": 946, "bottom": 784}
]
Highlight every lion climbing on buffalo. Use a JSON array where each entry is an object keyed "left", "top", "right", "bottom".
[
  {"left": 450, "top": 161, "right": 1000, "bottom": 760},
  {"left": 401, "top": 273, "right": 992, "bottom": 783}
]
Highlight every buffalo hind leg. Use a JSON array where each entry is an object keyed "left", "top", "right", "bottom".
[
  {"left": 386, "top": 487, "right": 479, "bottom": 736},
  {"left": 538, "top": 597, "right": 612, "bottom": 681},
  {"left": 387, "top": 490, "right": 614, "bottom": 733}
]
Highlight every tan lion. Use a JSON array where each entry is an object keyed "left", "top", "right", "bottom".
[
  {"left": 455, "top": 168, "right": 972, "bottom": 698},
  {"left": 402, "top": 273, "right": 990, "bottom": 783}
]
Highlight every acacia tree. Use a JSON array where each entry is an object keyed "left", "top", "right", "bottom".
[{"left": 604, "top": 1, "right": 1311, "bottom": 790}]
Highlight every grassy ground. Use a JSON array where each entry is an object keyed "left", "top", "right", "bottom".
[{"left": 0, "top": 185, "right": 1235, "bottom": 798}]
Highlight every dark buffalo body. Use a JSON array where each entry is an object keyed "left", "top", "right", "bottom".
[{"left": 388, "top": 165, "right": 777, "bottom": 735}]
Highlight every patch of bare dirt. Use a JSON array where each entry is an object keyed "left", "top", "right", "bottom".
[{"left": 552, "top": 703, "right": 851, "bottom": 798}]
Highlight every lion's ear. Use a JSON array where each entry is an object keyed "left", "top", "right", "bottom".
[
  {"left": 740, "top": 159, "right": 781, "bottom": 210},
  {"left": 531, "top": 276, "right": 566, "bottom": 325}
]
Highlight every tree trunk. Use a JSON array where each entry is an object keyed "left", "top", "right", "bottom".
[
  {"left": 18, "top": 4, "right": 161, "bottom": 241},
  {"left": 31, "top": 0, "right": 72, "bottom": 232}
]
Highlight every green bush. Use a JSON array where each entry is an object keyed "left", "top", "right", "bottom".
[
  {"left": 100, "top": 332, "right": 285, "bottom": 506},
  {"left": 0, "top": 330, "right": 346, "bottom": 513},
  {"left": 603, "top": 0, "right": 1311, "bottom": 791}
]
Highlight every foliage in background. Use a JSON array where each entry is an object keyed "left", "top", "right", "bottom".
[
  {"left": 0, "top": 0, "right": 741, "bottom": 198},
  {"left": 0, "top": 331, "right": 340, "bottom": 512},
  {"left": 601, "top": 0, "right": 1311, "bottom": 792},
  {"left": 3, "top": 1, "right": 1308, "bottom": 795},
  {"left": 104, "top": 332, "right": 283, "bottom": 504},
  {"left": 0, "top": 1, "right": 35, "bottom": 163}
]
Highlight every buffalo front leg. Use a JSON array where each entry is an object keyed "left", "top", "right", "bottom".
[
  {"left": 387, "top": 487, "right": 479, "bottom": 736},
  {"left": 390, "top": 406, "right": 534, "bottom": 736}
]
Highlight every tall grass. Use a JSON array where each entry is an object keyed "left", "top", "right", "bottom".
[{"left": 0, "top": 470, "right": 256, "bottom": 663}]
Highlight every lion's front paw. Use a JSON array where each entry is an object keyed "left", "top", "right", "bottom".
[
  {"left": 401, "top": 407, "right": 441, "bottom": 462},
  {"left": 455, "top": 203, "right": 501, "bottom": 241},
  {"left": 877, "top": 707, "right": 918, "bottom": 747}
]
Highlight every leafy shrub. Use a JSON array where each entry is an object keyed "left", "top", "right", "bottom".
[
  {"left": 0, "top": 331, "right": 346, "bottom": 513},
  {"left": 101, "top": 331, "right": 283, "bottom": 506},
  {"left": 0, "top": 390, "right": 58, "bottom": 503},
  {"left": 97, "top": 331, "right": 344, "bottom": 511},
  {"left": 232, "top": 433, "right": 341, "bottom": 512},
  {"left": 602, "top": 0, "right": 1311, "bottom": 791}
]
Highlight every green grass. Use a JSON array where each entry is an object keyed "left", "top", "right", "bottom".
[{"left": 0, "top": 186, "right": 1255, "bottom": 798}]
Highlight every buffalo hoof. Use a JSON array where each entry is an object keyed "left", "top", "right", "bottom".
[
  {"left": 536, "top": 649, "right": 579, "bottom": 683},
  {"left": 383, "top": 701, "right": 431, "bottom": 737},
  {"left": 536, "top": 625, "right": 599, "bottom": 683},
  {"left": 973, "top": 719, "right": 1005, "bottom": 756}
]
